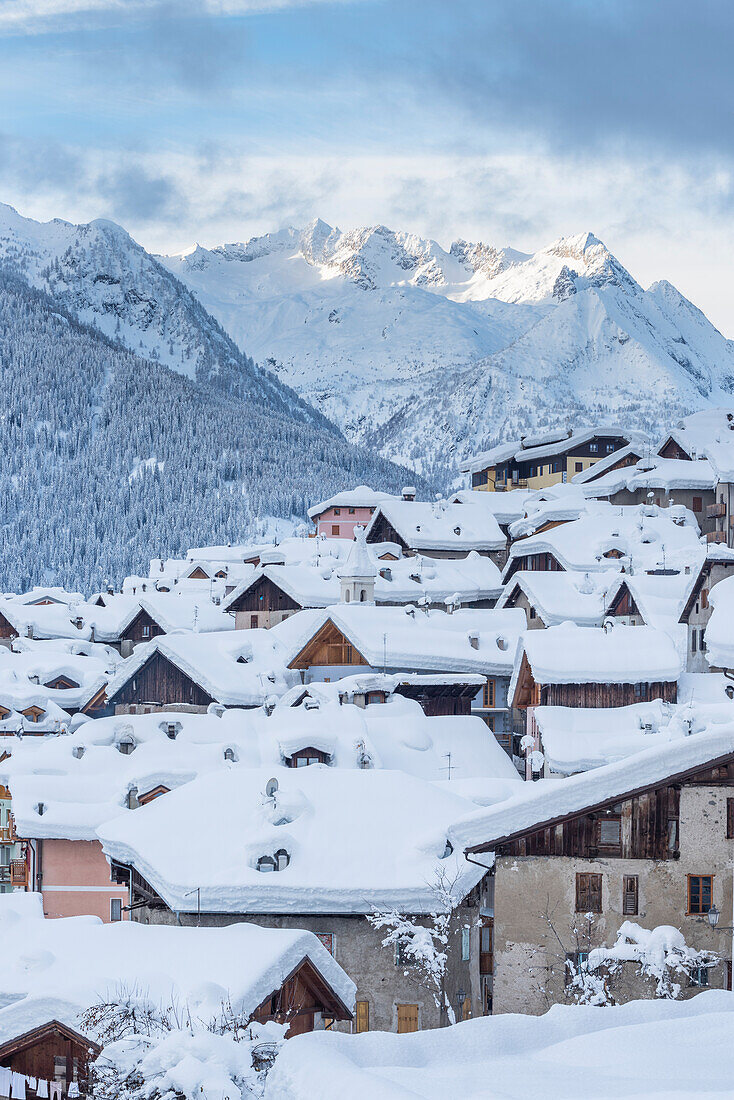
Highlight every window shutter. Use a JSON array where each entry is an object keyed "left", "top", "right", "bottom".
[
  {"left": 623, "top": 875, "right": 638, "bottom": 915},
  {"left": 727, "top": 798, "right": 734, "bottom": 840}
]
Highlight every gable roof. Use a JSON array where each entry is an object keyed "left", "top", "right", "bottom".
[
  {"left": 460, "top": 426, "right": 641, "bottom": 475},
  {"left": 451, "top": 725, "right": 734, "bottom": 854},
  {"left": 365, "top": 500, "right": 505, "bottom": 552},
  {"left": 104, "top": 631, "right": 297, "bottom": 708},
  {"left": 510, "top": 623, "right": 682, "bottom": 696},
  {"left": 499, "top": 571, "right": 608, "bottom": 627},
  {"left": 278, "top": 606, "right": 526, "bottom": 677}
]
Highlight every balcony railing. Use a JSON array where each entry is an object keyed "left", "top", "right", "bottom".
[
  {"left": 0, "top": 824, "right": 17, "bottom": 844},
  {"left": 10, "top": 859, "right": 27, "bottom": 886},
  {"left": 0, "top": 865, "right": 10, "bottom": 884},
  {"left": 706, "top": 531, "right": 727, "bottom": 544},
  {"left": 707, "top": 502, "right": 726, "bottom": 518}
]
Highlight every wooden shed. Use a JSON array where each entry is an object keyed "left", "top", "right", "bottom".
[{"left": 0, "top": 1019, "right": 100, "bottom": 1096}]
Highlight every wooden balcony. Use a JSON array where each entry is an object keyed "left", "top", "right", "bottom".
[
  {"left": 0, "top": 823, "right": 17, "bottom": 844},
  {"left": 706, "top": 531, "right": 727, "bottom": 544},
  {"left": 10, "top": 858, "right": 27, "bottom": 887},
  {"left": 707, "top": 502, "right": 727, "bottom": 518}
]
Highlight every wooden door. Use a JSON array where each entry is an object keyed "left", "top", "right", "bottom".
[
  {"left": 479, "top": 919, "right": 493, "bottom": 975},
  {"left": 355, "top": 1000, "right": 369, "bottom": 1033},
  {"left": 397, "top": 1004, "right": 419, "bottom": 1033}
]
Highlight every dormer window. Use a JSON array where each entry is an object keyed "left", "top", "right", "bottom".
[
  {"left": 257, "top": 855, "right": 276, "bottom": 873},
  {"left": 287, "top": 747, "right": 331, "bottom": 767},
  {"left": 275, "top": 849, "right": 290, "bottom": 871},
  {"left": 380, "top": 568, "right": 392, "bottom": 581},
  {"left": 72, "top": 746, "right": 85, "bottom": 759},
  {"left": 454, "top": 526, "right": 461, "bottom": 536},
  {"left": 224, "top": 747, "right": 236, "bottom": 762},
  {"left": 161, "top": 721, "right": 181, "bottom": 740}
]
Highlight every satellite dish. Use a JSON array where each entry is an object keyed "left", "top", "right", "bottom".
[{"left": 265, "top": 778, "right": 279, "bottom": 798}]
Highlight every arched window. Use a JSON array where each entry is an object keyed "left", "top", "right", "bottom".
[
  {"left": 345, "top": 590, "right": 351, "bottom": 602},
  {"left": 359, "top": 589, "right": 367, "bottom": 602}
]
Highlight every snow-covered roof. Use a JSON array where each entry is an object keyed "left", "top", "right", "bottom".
[
  {"left": 572, "top": 442, "right": 644, "bottom": 483},
  {"left": 658, "top": 409, "right": 734, "bottom": 461},
  {"left": 535, "top": 701, "right": 674, "bottom": 775},
  {"left": 224, "top": 550, "right": 503, "bottom": 613},
  {"left": 503, "top": 503, "right": 704, "bottom": 577},
  {"left": 605, "top": 570, "right": 696, "bottom": 631},
  {"left": 460, "top": 426, "right": 638, "bottom": 474},
  {"left": 451, "top": 724, "right": 734, "bottom": 852},
  {"left": 499, "top": 571, "right": 609, "bottom": 627},
  {"left": 448, "top": 488, "right": 532, "bottom": 525},
  {"left": 105, "top": 631, "right": 298, "bottom": 708},
  {"left": 365, "top": 499, "right": 506, "bottom": 552},
  {"left": 307, "top": 485, "right": 398, "bottom": 519},
  {"left": 276, "top": 606, "right": 526, "bottom": 676},
  {"left": 580, "top": 456, "right": 716, "bottom": 496},
  {"left": 98, "top": 766, "right": 494, "bottom": 914},
  {"left": 516, "top": 622, "right": 683, "bottom": 687},
  {"left": 507, "top": 484, "right": 597, "bottom": 539},
  {"left": 703, "top": 574, "right": 734, "bottom": 670},
  {"left": 0, "top": 893, "right": 355, "bottom": 1032},
  {"left": 2, "top": 694, "right": 519, "bottom": 841}
]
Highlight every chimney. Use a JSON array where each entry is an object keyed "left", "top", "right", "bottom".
[{"left": 468, "top": 631, "right": 480, "bottom": 650}]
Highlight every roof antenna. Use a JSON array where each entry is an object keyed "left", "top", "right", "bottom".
[{"left": 441, "top": 752, "right": 455, "bottom": 781}]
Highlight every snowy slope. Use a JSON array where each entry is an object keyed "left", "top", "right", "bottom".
[{"left": 161, "top": 223, "right": 734, "bottom": 475}]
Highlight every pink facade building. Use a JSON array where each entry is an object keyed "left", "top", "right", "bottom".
[
  {"left": 27, "top": 838, "right": 129, "bottom": 922},
  {"left": 308, "top": 486, "right": 411, "bottom": 540}
]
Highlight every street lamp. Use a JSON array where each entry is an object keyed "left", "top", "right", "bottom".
[
  {"left": 704, "top": 906, "right": 734, "bottom": 933},
  {"left": 456, "top": 988, "right": 466, "bottom": 1022}
]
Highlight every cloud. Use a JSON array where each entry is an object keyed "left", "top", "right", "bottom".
[{"left": 0, "top": 0, "right": 361, "bottom": 34}]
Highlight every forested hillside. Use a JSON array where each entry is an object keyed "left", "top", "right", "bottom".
[{"left": 0, "top": 273, "right": 423, "bottom": 591}]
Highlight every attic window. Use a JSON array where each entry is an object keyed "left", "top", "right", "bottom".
[{"left": 287, "top": 747, "right": 331, "bottom": 767}]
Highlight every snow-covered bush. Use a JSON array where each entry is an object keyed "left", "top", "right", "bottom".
[{"left": 585, "top": 921, "right": 718, "bottom": 1000}]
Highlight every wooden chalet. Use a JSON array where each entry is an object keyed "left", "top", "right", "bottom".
[
  {"left": 0, "top": 1019, "right": 100, "bottom": 1096},
  {"left": 288, "top": 620, "right": 369, "bottom": 672},
  {"left": 392, "top": 678, "right": 481, "bottom": 717},
  {"left": 606, "top": 580, "right": 642, "bottom": 621},
  {"left": 512, "top": 649, "right": 677, "bottom": 709},
  {"left": 105, "top": 648, "right": 214, "bottom": 713},
  {"left": 119, "top": 607, "right": 165, "bottom": 648},
  {"left": 503, "top": 550, "right": 564, "bottom": 583},
  {"left": 0, "top": 610, "right": 16, "bottom": 640},
  {"left": 250, "top": 955, "right": 353, "bottom": 1037},
  {"left": 227, "top": 573, "right": 302, "bottom": 629}
]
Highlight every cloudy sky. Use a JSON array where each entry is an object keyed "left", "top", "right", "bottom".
[{"left": 3, "top": 0, "right": 734, "bottom": 332}]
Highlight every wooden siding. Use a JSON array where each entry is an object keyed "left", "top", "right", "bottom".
[
  {"left": 498, "top": 786, "right": 681, "bottom": 861},
  {"left": 541, "top": 681, "right": 677, "bottom": 707},
  {"left": 228, "top": 575, "right": 302, "bottom": 614},
  {"left": 107, "top": 650, "right": 214, "bottom": 708},
  {"left": 364, "top": 513, "right": 410, "bottom": 553},
  {"left": 120, "top": 608, "right": 164, "bottom": 644},
  {"left": 0, "top": 611, "right": 16, "bottom": 639},
  {"left": 289, "top": 620, "right": 369, "bottom": 669},
  {"left": 659, "top": 438, "right": 691, "bottom": 461},
  {"left": 0, "top": 1022, "right": 99, "bottom": 1092},
  {"left": 251, "top": 956, "right": 352, "bottom": 1036}
]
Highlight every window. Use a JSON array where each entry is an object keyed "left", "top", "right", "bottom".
[
  {"left": 598, "top": 814, "right": 621, "bottom": 848},
  {"left": 529, "top": 606, "right": 536, "bottom": 619},
  {"left": 576, "top": 873, "right": 602, "bottom": 913},
  {"left": 315, "top": 932, "right": 334, "bottom": 955},
  {"left": 589, "top": 443, "right": 598, "bottom": 453},
  {"left": 355, "top": 1000, "right": 369, "bottom": 1033},
  {"left": 333, "top": 508, "right": 341, "bottom": 516},
  {"left": 365, "top": 691, "right": 386, "bottom": 705},
  {"left": 224, "top": 748, "right": 236, "bottom": 762},
  {"left": 483, "top": 715, "right": 495, "bottom": 733},
  {"left": 727, "top": 798, "right": 734, "bottom": 840},
  {"left": 249, "top": 614, "right": 259, "bottom": 629},
  {"left": 461, "top": 927, "right": 470, "bottom": 961},
  {"left": 634, "top": 683, "right": 650, "bottom": 701},
  {"left": 701, "top": 588, "right": 709, "bottom": 610},
  {"left": 142, "top": 624, "right": 151, "bottom": 639},
  {"left": 687, "top": 875, "right": 713, "bottom": 914},
  {"left": 692, "top": 628, "right": 698, "bottom": 653},
  {"left": 479, "top": 919, "right": 493, "bottom": 975},
  {"left": 397, "top": 1004, "right": 419, "bottom": 1033},
  {"left": 606, "top": 442, "right": 615, "bottom": 453},
  {"left": 693, "top": 497, "right": 703, "bottom": 512},
  {"left": 575, "top": 461, "right": 583, "bottom": 472},
  {"left": 700, "top": 629, "right": 707, "bottom": 652},
  {"left": 623, "top": 875, "right": 639, "bottom": 916},
  {"left": 395, "top": 941, "right": 415, "bottom": 967},
  {"left": 483, "top": 679, "right": 495, "bottom": 708},
  {"left": 348, "top": 507, "right": 356, "bottom": 515},
  {"left": 331, "top": 525, "right": 340, "bottom": 536},
  {"left": 110, "top": 898, "right": 123, "bottom": 922},
  {"left": 690, "top": 965, "right": 710, "bottom": 988}
]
